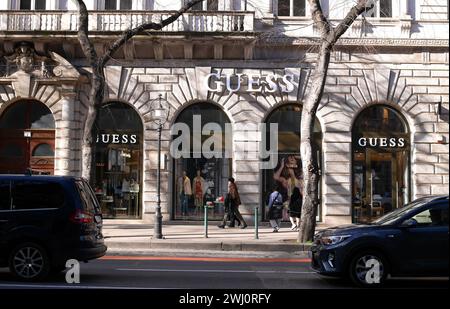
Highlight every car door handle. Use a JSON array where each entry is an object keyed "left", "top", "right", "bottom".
[{"left": 386, "top": 234, "right": 395, "bottom": 238}]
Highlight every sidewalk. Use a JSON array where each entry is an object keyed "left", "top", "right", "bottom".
[{"left": 103, "top": 221, "right": 322, "bottom": 256}]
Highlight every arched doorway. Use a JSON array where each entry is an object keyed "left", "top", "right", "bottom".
[
  {"left": 92, "top": 102, "right": 143, "bottom": 219},
  {"left": 352, "top": 104, "right": 411, "bottom": 223},
  {"left": 172, "top": 103, "right": 232, "bottom": 220},
  {"left": 262, "top": 103, "right": 322, "bottom": 221},
  {"left": 0, "top": 100, "right": 55, "bottom": 174}
]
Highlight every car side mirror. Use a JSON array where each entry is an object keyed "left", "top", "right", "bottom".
[{"left": 401, "top": 219, "right": 418, "bottom": 228}]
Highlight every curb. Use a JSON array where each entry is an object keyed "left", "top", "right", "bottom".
[{"left": 105, "top": 240, "right": 312, "bottom": 253}]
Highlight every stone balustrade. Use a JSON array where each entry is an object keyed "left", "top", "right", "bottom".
[{"left": 0, "top": 10, "right": 255, "bottom": 32}]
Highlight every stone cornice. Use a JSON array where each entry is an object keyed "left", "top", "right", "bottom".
[{"left": 261, "top": 37, "right": 449, "bottom": 48}]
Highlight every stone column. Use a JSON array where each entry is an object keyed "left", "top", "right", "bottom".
[{"left": 54, "top": 92, "right": 76, "bottom": 176}]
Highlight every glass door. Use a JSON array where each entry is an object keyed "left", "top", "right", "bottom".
[{"left": 353, "top": 149, "right": 409, "bottom": 223}]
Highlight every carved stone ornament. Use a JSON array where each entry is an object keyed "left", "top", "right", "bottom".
[
  {"left": 5, "top": 42, "right": 52, "bottom": 78},
  {"left": 2, "top": 42, "right": 80, "bottom": 80}
]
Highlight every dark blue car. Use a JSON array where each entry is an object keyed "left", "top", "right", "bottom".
[
  {"left": 0, "top": 175, "right": 107, "bottom": 281},
  {"left": 311, "top": 195, "right": 449, "bottom": 287}
]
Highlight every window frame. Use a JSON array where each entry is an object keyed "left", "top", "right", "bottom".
[
  {"left": 363, "top": 0, "right": 394, "bottom": 18},
  {"left": 18, "top": 0, "right": 48, "bottom": 10},
  {"left": 277, "top": 0, "right": 307, "bottom": 17},
  {"left": 103, "top": 0, "right": 133, "bottom": 11}
]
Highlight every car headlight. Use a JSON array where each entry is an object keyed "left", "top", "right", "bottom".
[{"left": 320, "top": 235, "right": 351, "bottom": 246}]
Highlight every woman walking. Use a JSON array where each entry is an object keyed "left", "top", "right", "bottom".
[
  {"left": 218, "top": 177, "right": 247, "bottom": 229},
  {"left": 288, "top": 187, "right": 302, "bottom": 231}
]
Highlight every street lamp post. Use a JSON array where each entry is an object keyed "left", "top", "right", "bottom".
[{"left": 150, "top": 94, "right": 170, "bottom": 239}]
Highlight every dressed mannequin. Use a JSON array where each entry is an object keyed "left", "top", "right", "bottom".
[
  {"left": 193, "top": 170, "right": 206, "bottom": 209},
  {"left": 178, "top": 171, "right": 192, "bottom": 216}
]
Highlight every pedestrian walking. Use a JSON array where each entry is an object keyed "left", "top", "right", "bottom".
[
  {"left": 227, "top": 177, "right": 247, "bottom": 229},
  {"left": 288, "top": 187, "right": 302, "bottom": 231},
  {"left": 218, "top": 177, "right": 247, "bottom": 229},
  {"left": 268, "top": 185, "right": 284, "bottom": 232}
]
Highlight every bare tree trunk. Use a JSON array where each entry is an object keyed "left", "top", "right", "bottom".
[
  {"left": 298, "top": 0, "right": 371, "bottom": 242},
  {"left": 298, "top": 42, "right": 331, "bottom": 243},
  {"left": 81, "top": 72, "right": 104, "bottom": 180}
]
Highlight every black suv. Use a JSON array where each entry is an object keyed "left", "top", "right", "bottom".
[
  {"left": 0, "top": 175, "right": 107, "bottom": 281},
  {"left": 311, "top": 195, "right": 449, "bottom": 287}
]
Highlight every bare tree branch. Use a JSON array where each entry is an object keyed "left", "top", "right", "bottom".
[
  {"left": 73, "top": 0, "right": 206, "bottom": 180},
  {"left": 99, "top": 0, "right": 205, "bottom": 67},
  {"left": 332, "top": 0, "right": 371, "bottom": 42}
]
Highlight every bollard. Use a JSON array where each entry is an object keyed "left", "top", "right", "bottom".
[
  {"left": 204, "top": 205, "right": 208, "bottom": 238},
  {"left": 254, "top": 206, "right": 259, "bottom": 239}
]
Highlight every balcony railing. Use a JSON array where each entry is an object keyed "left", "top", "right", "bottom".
[{"left": 0, "top": 10, "right": 254, "bottom": 32}]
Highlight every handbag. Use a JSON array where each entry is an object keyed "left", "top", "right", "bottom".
[{"left": 268, "top": 193, "right": 283, "bottom": 220}]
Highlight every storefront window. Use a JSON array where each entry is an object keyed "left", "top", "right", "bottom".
[
  {"left": 262, "top": 104, "right": 322, "bottom": 221},
  {"left": 93, "top": 102, "right": 143, "bottom": 219},
  {"left": 352, "top": 105, "right": 410, "bottom": 223},
  {"left": 172, "top": 103, "right": 232, "bottom": 221}
]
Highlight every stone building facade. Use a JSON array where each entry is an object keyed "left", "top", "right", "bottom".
[{"left": 0, "top": 0, "right": 448, "bottom": 225}]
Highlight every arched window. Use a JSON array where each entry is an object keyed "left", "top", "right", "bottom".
[
  {"left": 0, "top": 100, "right": 55, "bottom": 174},
  {"left": 352, "top": 105, "right": 410, "bottom": 223},
  {"left": 172, "top": 103, "right": 232, "bottom": 221},
  {"left": 262, "top": 103, "right": 322, "bottom": 221},
  {"left": 0, "top": 100, "right": 55, "bottom": 130},
  {"left": 93, "top": 102, "right": 143, "bottom": 219},
  {"left": 32, "top": 143, "right": 54, "bottom": 157}
]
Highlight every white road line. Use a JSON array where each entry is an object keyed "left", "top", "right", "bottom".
[
  {"left": 115, "top": 268, "right": 315, "bottom": 274},
  {"left": 0, "top": 283, "right": 173, "bottom": 289}
]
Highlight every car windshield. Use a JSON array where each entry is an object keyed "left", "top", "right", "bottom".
[{"left": 372, "top": 198, "right": 434, "bottom": 225}]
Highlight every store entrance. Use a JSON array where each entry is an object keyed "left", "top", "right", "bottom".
[
  {"left": 92, "top": 102, "right": 143, "bottom": 219},
  {"left": 352, "top": 105, "right": 410, "bottom": 223},
  {"left": 353, "top": 149, "right": 409, "bottom": 223}
]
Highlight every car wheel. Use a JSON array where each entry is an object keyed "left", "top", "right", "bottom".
[
  {"left": 349, "top": 250, "right": 388, "bottom": 287},
  {"left": 8, "top": 242, "right": 50, "bottom": 281}
]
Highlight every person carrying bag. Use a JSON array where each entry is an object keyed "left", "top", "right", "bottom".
[{"left": 268, "top": 185, "right": 284, "bottom": 232}]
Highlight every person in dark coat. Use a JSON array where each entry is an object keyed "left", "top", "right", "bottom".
[
  {"left": 288, "top": 187, "right": 302, "bottom": 231},
  {"left": 217, "top": 177, "right": 247, "bottom": 229},
  {"left": 227, "top": 177, "right": 247, "bottom": 229}
]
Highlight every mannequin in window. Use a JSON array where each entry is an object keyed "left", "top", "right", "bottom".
[
  {"left": 122, "top": 176, "right": 131, "bottom": 209},
  {"left": 193, "top": 169, "right": 206, "bottom": 212},
  {"left": 178, "top": 171, "right": 192, "bottom": 217}
]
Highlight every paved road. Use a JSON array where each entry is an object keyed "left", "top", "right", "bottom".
[{"left": 0, "top": 256, "right": 447, "bottom": 289}]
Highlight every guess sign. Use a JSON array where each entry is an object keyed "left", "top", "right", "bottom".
[
  {"left": 96, "top": 134, "right": 138, "bottom": 144},
  {"left": 356, "top": 137, "right": 406, "bottom": 148}
]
